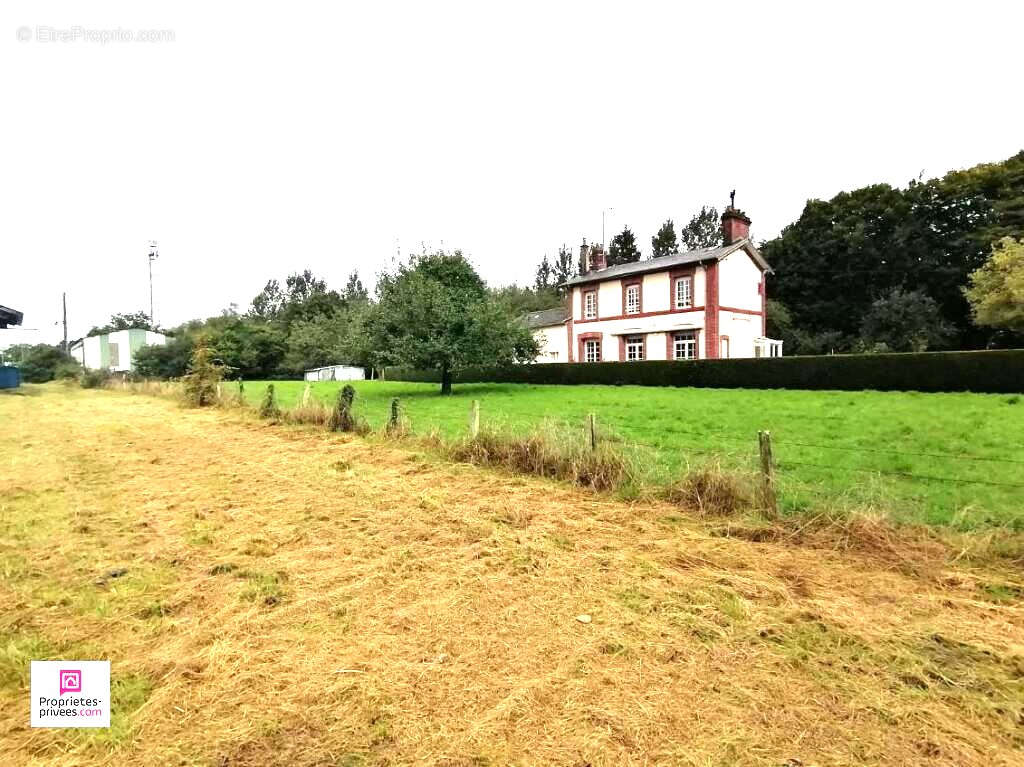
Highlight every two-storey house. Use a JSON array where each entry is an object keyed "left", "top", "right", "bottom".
[{"left": 528, "top": 206, "right": 781, "bottom": 363}]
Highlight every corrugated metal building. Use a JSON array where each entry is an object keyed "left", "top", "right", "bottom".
[{"left": 69, "top": 329, "right": 167, "bottom": 372}]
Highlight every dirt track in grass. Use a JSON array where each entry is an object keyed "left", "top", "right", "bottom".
[{"left": 1, "top": 386, "right": 1022, "bottom": 766}]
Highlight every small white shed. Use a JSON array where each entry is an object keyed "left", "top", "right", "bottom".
[{"left": 304, "top": 364, "right": 365, "bottom": 382}]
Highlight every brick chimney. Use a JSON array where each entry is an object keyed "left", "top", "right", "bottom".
[
  {"left": 589, "top": 244, "right": 607, "bottom": 271},
  {"left": 721, "top": 206, "right": 751, "bottom": 245}
]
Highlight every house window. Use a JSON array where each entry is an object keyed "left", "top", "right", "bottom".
[
  {"left": 673, "top": 332, "right": 696, "bottom": 360},
  {"left": 625, "top": 335, "right": 644, "bottom": 362},
  {"left": 549, "top": 351, "right": 559, "bottom": 360},
  {"left": 583, "top": 291, "right": 597, "bottom": 320},
  {"left": 584, "top": 338, "right": 601, "bottom": 362},
  {"left": 720, "top": 336, "right": 730, "bottom": 358},
  {"left": 625, "top": 283, "right": 641, "bottom": 315},
  {"left": 674, "top": 276, "right": 692, "bottom": 309}
]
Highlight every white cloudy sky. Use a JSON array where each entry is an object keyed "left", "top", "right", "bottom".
[{"left": 2, "top": 0, "right": 1022, "bottom": 346}]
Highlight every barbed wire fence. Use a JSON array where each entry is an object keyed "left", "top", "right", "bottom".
[{"left": 621, "top": 423, "right": 1024, "bottom": 519}]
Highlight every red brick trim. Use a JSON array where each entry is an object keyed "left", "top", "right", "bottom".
[
  {"left": 566, "top": 318, "right": 574, "bottom": 363},
  {"left": 619, "top": 332, "right": 647, "bottom": 362},
  {"left": 719, "top": 305, "right": 763, "bottom": 317},
  {"left": 574, "top": 306, "right": 704, "bottom": 324},
  {"left": 705, "top": 262, "right": 720, "bottom": 358},
  {"left": 578, "top": 332, "right": 602, "bottom": 363},
  {"left": 668, "top": 268, "right": 696, "bottom": 311},
  {"left": 622, "top": 279, "right": 643, "bottom": 316},
  {"left": 666, "top": 329, "right": 701, "bottom": 361},
  {"left": 760, "top": 275, "right": 767, "bottom": 336}
]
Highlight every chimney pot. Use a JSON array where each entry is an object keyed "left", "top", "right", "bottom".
[{"left": 721, "top": 206, "right": 751, "bottom": 246}]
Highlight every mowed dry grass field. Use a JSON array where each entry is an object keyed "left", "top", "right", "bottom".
[{"left": 1, "top": 386, "right": 1022, "bottom": 767}]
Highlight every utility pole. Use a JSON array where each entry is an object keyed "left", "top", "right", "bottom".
[
  {"left": 62, "top": 292, "right": 67, "bottom": 352},
  {"left": 147, "top": 241, "right": 159, "bottom": 325}
]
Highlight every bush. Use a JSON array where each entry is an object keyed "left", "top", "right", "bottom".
[
  {"left": 329, "top": 385, "right": 356, "bottom": 431},
  {"left": 386, "top": 349, "right": 1024, "bottom": 394},
  {"left": 5, "top": 344, "right": 76, "bottom": 383},
  {"left": 54, "top": 361, "right": 82, "bottom": 381},
  {"left": 80, "top": 369, "right": 111, "bottom": 389},
  {"left": 182, "top": 340, "right": 225, "bottom": 406},
  {"left": 259, "top": 384, "right": 280, "bottom": 418}
]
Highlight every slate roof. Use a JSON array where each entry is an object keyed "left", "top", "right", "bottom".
[
  {"left": 562, "top": 239, "right": 771, "bottom": 287},
  {"left": 521, "top": 307, "right": 568, "bottom": 329}
]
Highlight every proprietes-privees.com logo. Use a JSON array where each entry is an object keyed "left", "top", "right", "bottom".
[{"left": 30, "top": 661, "right": 110, "bottom": 728}]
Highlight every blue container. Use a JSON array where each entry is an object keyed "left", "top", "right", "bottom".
[{"left": 0, "top": 366, "right": 20, "bottom": 389}]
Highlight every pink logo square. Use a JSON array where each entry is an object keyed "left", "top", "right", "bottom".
[{"left": 59, "top": 669, "right": 82, "bottom": 696}]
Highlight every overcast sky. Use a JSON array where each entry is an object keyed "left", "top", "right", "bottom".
[{"left": 2, "top": 0, "right": 1022, "bottom": 347}]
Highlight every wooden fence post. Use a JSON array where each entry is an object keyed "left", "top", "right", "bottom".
[
  {"left": 388, "top": 397, "right": 401, "bottom": 433},
  {"left": 588, "top": 413, "right": 598, "bottom": 451},
  {"left": 469, "top": 399, "right": 480, "bottom": 439},
  {"left": 758, "top": 430, "right": 778, "bottom": 519}
]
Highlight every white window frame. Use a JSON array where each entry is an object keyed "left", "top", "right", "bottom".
[
  {"left": 584, "top": 338, "right": 601, "bottom": 362},
  {"left": 720, "top": 336, "right": 730, "bottom": 358},
  {"left": 625, "top": 335, "right": 645, "bottom": 362},
  {"left": 674, "top": 276, "right": 692, "bottom": 309},
  {"left": 673, "top": 332, "right": 696, "bottom": 360},
  {"left": 625, "top": 283, "right": 641, "bottom": 315},
  {"left": 583, "top": 290, "right": 597, "bottom": 320}
]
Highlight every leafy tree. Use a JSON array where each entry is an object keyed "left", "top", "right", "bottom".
[
  {"left": 4, "top": 344, "right": 76, "bottom": 382},
  {"left": 367, "top": 251, "right": 538, "bottom": 394},
  {"left": 491, "top": 284, "right": 561, "bottom": 316},
  {"left": 965, "top": 237, "right": 1024, "bottom": 333},
  {"left": 249, "top": 269, "right": 343, "bottom": 327},
  {"left": 88, "top": 311, "right": 156, "bottom": 336},
  {"left": 679, "top": 206, "right": 721, "bottom": 250},
  {"left": 552, "top": 244, "right": 577, "bottom": 287},
  {"left": 250, "top": 280, "right": 285, "bottom": 321},
  {"left": 134, "top": 334, "right": 194, "bottom": 378},
  {"left": 343, "top": 271, "right": 369, "bottom": 304},
  {"left": 651, "top": 219, "right": 678, "bottom": 258},
  {"left": 763, "top": 151, "right": 1024, "bottom": 351},
  {"left": 213, "top": 320, "right": 288, "bottom": 378},
  {"left": 608, "top": 227, "right": 641, "bottom": 266},
  {"left": 534, "top": 254, "right": 554, "bottom": 290},
  {"left": 859, "top": 287, "right": 952, "bottom": 352}
]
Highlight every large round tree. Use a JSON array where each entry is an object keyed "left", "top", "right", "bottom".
[{"left": 367, "top": 251, "right": 538, "bottom": 394}]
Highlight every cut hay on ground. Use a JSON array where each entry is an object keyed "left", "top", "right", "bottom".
[{"left": 1, "top": 387, "right": 1022, "bottom": 767}]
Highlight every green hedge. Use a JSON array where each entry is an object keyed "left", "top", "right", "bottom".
[{"left": 386, "top": 349, "right": 1024, "bottom": 394}]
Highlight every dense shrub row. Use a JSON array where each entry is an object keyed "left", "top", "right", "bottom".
[{"left": 386, "top": 349, "right": 1024, "bottom": 394}]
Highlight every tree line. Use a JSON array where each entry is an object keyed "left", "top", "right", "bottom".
[{"left": 7, "top": 151, "right": 1021, "bottom": 385}]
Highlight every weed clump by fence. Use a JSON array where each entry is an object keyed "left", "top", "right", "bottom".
[
  {"left": 259, "top": 384, "right": 280, "bottom": 418},
  {"left": 665, "top": 462, "right": 753, "bottom": 517},
  {"left": 449, "top": 425, "right": 634, "bottom": 491}
]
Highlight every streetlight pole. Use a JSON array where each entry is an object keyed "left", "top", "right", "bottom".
[{"left": 147, "top": 241, "right": 159, "bottom": 325}]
